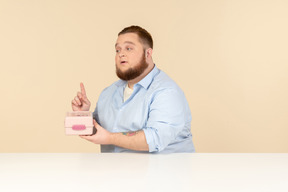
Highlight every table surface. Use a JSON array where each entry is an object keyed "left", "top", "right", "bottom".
[{"left": 0, "top": 153, "right": 287, "bottom": 192}]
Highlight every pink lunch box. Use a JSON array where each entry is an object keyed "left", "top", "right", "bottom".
[{"left": 65, "top": 111, "right": 93, "bottom": 135}]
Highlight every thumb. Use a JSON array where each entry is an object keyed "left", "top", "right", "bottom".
[{"left": 93, "top": 119, "right": 100, "bottom": 128}]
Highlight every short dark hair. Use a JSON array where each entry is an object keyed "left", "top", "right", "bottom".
[{"left": 118, "top": 25, "right": 153, "bottom": 49}]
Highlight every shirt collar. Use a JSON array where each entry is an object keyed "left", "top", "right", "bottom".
[
  {"left": 115, "top": 64, "right": 160, "bottom": 90},
  {"left": 136, "top": 65, "right": 159, "bottom": 89}
]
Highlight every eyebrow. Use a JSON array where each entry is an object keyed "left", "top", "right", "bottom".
[{"left": 115, "top": 41, "right": 136, "bottom": 47}]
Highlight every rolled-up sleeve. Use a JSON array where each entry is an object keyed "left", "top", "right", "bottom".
[{"left": 143, "top": 88, "right": 187, "bottom": 152}]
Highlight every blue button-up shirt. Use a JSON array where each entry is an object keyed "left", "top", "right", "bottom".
[{"left": 93, "top": 65, "right": 195, "bottom": 153}]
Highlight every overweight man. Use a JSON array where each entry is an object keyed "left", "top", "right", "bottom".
[{"left": 72, "top": 26, "right": 195, "bottom": 153}]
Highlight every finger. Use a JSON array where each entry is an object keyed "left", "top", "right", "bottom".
[
  {"left": 93, "top": 120, "right": 100, "bottom": 128},
  {"left": 77, "top": 92, "right": 83, "bottom": 100},
  {"left": 80, "top": 82, "right": 87, "bottom": 96},
  {"left": 80, "top": 135, "right": 93, "bottom": 141},
  {"left": 78, "top": 92, "right": 90, "bottom": 105},
  {"left": 80, "top": 135, "right": 88, "bottom": 139},
  {"left": 74, "top": 96, "right": 82, "bottom": 106},
  {"left": 72, "top": 99, "right": 79, "bottom": 106},
  {"left": 80, "top": 135, "right": 87, "bottom": 139}
]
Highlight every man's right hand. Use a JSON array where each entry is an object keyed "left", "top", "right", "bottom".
[{"left": 71, "top": 82, "right": 91, "bottom": 111}]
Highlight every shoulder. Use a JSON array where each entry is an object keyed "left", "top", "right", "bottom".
[
  {"left": 144, "top": 69, "right": 188, "bottom": 109},
  {"left": 149, "top": 69, "right": 184, "bottom": 95}
]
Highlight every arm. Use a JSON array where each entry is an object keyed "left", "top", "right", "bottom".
[
  {"left": 143, "top": 88, "right": 190, "bottom": 152},
  {"left": 111, "top": 131, "right": 149, "bottom": 151},
  {"left": 80, "top": 120, "right": 149, "bottom": 152}
]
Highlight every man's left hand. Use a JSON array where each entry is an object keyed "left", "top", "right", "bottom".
[{"left": 80, "top": 120, "right": 112, "bottom": 145}]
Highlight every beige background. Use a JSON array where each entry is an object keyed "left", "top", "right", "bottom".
[{"left": 0, "top": 0, "right": 287, "bottom": 153}]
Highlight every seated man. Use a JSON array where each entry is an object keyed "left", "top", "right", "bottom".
[{"left": 71, "top": 25, "right": 195, "bottom": 153}]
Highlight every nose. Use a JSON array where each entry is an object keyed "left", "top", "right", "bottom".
[{"left": 118, "top": 50, "right": 125, "bottom": 58}]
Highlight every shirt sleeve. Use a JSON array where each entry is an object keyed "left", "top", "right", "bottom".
[{"left": 143, "top": 88, "right": 188, "bottom": 152}]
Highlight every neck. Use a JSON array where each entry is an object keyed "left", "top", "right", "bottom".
[{"left": 127, "top": 61, "right": 154, "bottom": 89}]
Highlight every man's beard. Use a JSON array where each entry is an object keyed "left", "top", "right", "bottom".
[{"left": 116, "top": 52, "right": 149, "bottom": 81}]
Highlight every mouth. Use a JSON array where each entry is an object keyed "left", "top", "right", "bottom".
[{"left": 120, "top": 61, "right": 127, "bottom": 64}]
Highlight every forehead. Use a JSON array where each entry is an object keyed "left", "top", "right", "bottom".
[{"left": 115, "top": 33, "right": 142, "bottom": 47}]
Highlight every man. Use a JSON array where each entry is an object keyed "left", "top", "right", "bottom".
[{"left": 72, "top": 26, "right": 195, "bottom": 153}]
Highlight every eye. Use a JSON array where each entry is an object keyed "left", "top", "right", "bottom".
[
  {"left": 126, "top": 47, "right": 133, "bottom": 51},
  {"left": 115, "top": 49, "right": 120, "bottom": 53}
]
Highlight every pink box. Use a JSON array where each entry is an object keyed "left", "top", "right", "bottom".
[{"left": 65, "top": 111, "right": 93, "bottom": 135}]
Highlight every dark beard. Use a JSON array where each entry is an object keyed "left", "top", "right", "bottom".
[{"left": 116, "top": 52, "right": 148, "bottom": 81}]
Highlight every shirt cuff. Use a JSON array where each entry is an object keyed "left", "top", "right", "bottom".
[{"left": 143, "top": 127, "right": 160, "bottom": 152}]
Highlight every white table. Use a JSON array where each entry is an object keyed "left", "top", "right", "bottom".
[{"left": 0, "top": 153, "right": 287, "bottom": 192}]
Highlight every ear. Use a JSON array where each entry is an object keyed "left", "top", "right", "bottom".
[{"left": 145, "top": 48, "right": 153, "bottom": 59}]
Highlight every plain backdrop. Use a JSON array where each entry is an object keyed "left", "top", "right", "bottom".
[{"left": 0, "top": 0, "right": 287, "bottom": 152}]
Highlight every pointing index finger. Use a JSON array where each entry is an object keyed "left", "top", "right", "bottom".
[{"left": 80, "top": 82, "right": 86, "bottom": 96}]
